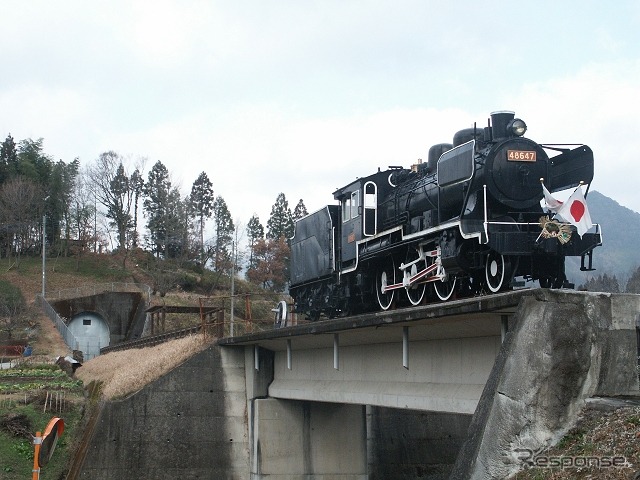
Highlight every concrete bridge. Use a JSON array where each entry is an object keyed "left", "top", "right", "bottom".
[
  {"left": 74, "top": 289, "right": 640, "bottom": 479},
  {"left": 227, "top": 291, "right": 515, "bottom": 414}
]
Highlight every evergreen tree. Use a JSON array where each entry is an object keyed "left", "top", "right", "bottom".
[
  {"left": 0, "top": 134, "right": 18, "bottom": 184},
  {"left": 165, "top": 188, "right": 192, "bottom": 260},
  {"left": 130, "top": 168, "right": 145, "bottom": 248},
  {"left": 292, "top": 198, "right": 308, "bottom": 220},
  {"left": 189, "top": 171, "right": 214, "bottom": 262},
  {"left": 626, "top": 266, "right": 640, "bottom": 293},
  {"left": 579, "top": 273, "right": 621, "bottom": 293},
  {"left": 109, "top": 163, "right": 133, "bottom": 250},
  {"left": 246, "top": 214, "right": 264, "bottom": 272},
  {"left": 211, "top": 195, "right": 234, "bottom": 271},
  {"left": 16, "top": 138, "right": 55, "bottom": 245},
  {"left": 49, "top": 158, "right": 80, "bottom": 254},
  {"left": 143, "top": 161, "right": 172, "bottom": 258},
  {"left": 266, "top": 193, "right": 294, "bottom": 240},
  {"left": 17, "top": 138, "right": 52, "bottom": 186}
]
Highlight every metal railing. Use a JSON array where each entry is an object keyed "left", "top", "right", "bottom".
[
  {"left": 41, "top": 282, "right": 152, "bottom": 302},
  {"left": 38, "top": 296, "right": 80, "bottom": 352},
  {"left": 100, "top": 323, "right": 217, "bottom": 354}
]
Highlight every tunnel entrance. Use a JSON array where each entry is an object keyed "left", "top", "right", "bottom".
[{"left": 68, "top": 312, "right": 110, "bottom": 360}]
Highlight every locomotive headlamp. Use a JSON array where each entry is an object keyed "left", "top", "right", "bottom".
[{"left": 508, "top": 118, "right": 527, "bottom": 136}]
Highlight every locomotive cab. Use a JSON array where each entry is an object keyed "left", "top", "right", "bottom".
[{"left": 333, "top": 169, "right": 394, "bottom": 268}]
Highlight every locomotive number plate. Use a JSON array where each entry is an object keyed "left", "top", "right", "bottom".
[{"left": 507, "top": 150, "right": 537, "bottom": 162}]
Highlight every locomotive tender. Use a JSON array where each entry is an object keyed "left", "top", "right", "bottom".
[{"left": 289, "top": 111, "right": 601, "bottom": 320}]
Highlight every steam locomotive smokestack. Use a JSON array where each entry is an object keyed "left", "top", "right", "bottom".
[{"left": 490, "top": 110, "right": 515, "bottom": 140}]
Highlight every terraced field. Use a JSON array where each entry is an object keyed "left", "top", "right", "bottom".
[{"left": 0, "top": 362, "right": 84, "bottom": 480}]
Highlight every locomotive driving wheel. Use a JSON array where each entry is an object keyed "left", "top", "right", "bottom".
[
  {"left": 433, "top": 274, "right": 457, "bottom": 301},
  {"left": 376, "top": 256, "right": 396, "bottom": 310},
  {"left": 485, "top": 251, "right": 512, "bottom": 293},
  {"left": 405, "top": 252, "right": 427, "bottom": 306}
]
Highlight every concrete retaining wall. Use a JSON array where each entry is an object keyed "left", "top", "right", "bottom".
[
  {"left": 51, "top": 292, "right": 146, "bottom": 344},
  {"left": 76, "top": 344, "right": 250, "bottom": 479}
]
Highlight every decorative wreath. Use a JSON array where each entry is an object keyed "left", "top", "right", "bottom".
[{"left": 539, "top": 216, "right": 572, "bottom": 244}]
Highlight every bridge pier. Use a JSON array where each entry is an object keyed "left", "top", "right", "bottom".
[
  {"left": 251, "top": 398, "right": 367, "bottom": 478},
  {"left": 367, "top": 406, "right": 472, "bottom": 479},
  {"left": 248, "top": 400, "right": 472, "bottom": 479}
]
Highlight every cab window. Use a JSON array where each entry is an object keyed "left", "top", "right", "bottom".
[
  {"left": 350, "top": 191, "right": 359, "bottom": 219},
  {"left": 342, "top": 191, "right": 360, "bottom": 222},
  {"left": 342, "top": 196, "right": 351, "bottom": 222}
]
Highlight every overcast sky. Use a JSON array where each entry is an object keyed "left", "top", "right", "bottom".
[{"left": 2, "top": 0, "right": 639, "bottom": 241}]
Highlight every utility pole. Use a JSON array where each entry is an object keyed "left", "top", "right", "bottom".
[
  {"left": 42, "top": 215, "right": 46, "bottom": 298},
  {"left": 230, "top": 240, "right": 235, "bottom": 336}
]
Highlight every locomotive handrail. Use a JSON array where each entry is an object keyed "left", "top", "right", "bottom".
[{"left": 483, "top": 184, "right": 488, "bottom": 243}]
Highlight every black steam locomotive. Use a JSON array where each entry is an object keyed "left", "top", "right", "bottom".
[{"left": 288, "top": 111, "right": 601, "bottom": 320}]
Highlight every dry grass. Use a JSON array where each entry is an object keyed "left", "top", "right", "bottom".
[
  {"left": 511, "top": 405, "right": 640, "bottom": 479},
  {"left": 75, "top": 334, "right": 216, "bottom": 399}
]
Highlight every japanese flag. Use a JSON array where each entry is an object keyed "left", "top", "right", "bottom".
[
  {"left": 542, "top": 183, "right": 563, "bottom": 212},
  {"left": 556, "top": 186, "right": 593, "bottom": 238}
]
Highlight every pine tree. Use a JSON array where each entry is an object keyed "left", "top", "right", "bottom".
[
  {"left": 625, "top": 266, "right": 640, "bottom": 293},
  {"left": 143, "top": 161, "right": 172, "bottom": 258},
  {"left": 164, "top": 188, "right": 192, "bottom": 260},
  {"left": 579, "top": 273, "right": 621, "bottom": 293},
  {"left": 292, "top": 198, "right": 308, "bottom": 221},
  {"left": 49, "top": 158, "right": 80, "bottom": 254},
  {"left": 211, "top": 196, "right": 234, "bottom": 271},
  {"left": 17, "top": 138, "right": 52, "bottom": 186},
  {"left": 109, "top": 163, "right": 132, "bottom": 250},
  {"left": 130, "top": 168, "right": 145, "bottom": 248},
  {"left": 0, "top": 134, "right": 18, "bottom": 184},
  {"left": 246, "top": 214, "right": 264, "bottom": 272},
  {"left": 266, "top": 193, "right": 294, "bottom": 240},
  {"left": 189, "top": 172, "right": 214, "bottom": 262}
]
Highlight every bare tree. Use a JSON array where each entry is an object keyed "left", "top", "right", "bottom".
[
  {"left": 247, "top": 236, "right": 290, "bottom": 291},
  {"left": 0, "top": 176, "right": 43, "bottom": 267},
  {"left": 86, "top": 152, "right": 136, "bottom": 252},
  {"left": 0, "top": 283, "right": 28, "bottom": 340},
  {"left": 67, "top": 172, "right": 98, "bottom": 267}
]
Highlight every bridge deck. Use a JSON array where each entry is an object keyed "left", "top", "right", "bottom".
[{"left": 218, "top": 288, "right": 531, "bottom": 350}]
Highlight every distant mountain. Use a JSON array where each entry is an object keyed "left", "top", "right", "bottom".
[{"left": 565, "top": 190, "right": 640, "bottom": 286}]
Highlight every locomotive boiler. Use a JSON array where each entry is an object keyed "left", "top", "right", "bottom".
[{"left": 288, "top": 111, "right": 602, "bottom": 321}]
